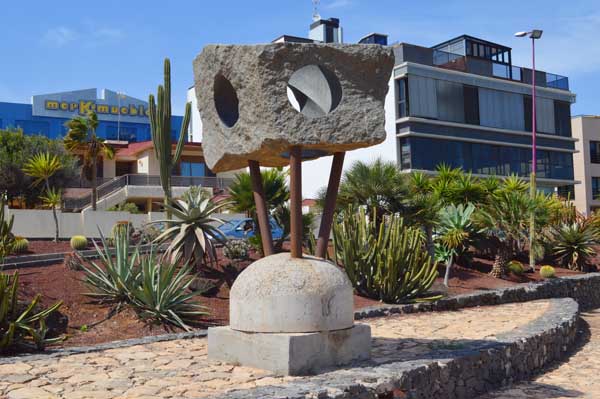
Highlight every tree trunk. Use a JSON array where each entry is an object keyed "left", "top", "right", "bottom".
[
  {"left": 490, "top": 246, "right": 509, "bottom": 278},
  {"left": 443, "top": 255, "right": 453, "bottom": 287},
  {"left": 91, "top": 156, "right": 97, "bottom": 211},
  {"left": 45, "top": 180, "right": 59, "bottom": 242},
  {"left": 52, "top": 206, "right": 59, "bottom": 242},
  {"left": 425, "top": 225, "right": 435, "bottom": 262}
]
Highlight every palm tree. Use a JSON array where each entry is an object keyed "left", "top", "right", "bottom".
[
  {"left": 475, "top": 190, "right": 535, "bottom": 278},
  {"left": 40, "top": 187, "right": 62, "bottom": 242},
  {"left": 333, "top": 158, "right": 409, "bottom": 225},
  {"left": 64, "top": 111, "right": 115, "bottom": 211},
  {"left": 228, "top": 168, "right": 289, "bottom": 217},
  {"left": 22, "top": 152, "right": 62, "bottom": 241},
  {"left": 436, "top": 203, "right": 476, "bottom": 286}
]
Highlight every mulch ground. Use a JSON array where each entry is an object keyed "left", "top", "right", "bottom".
[
  {"left": 6, "top": 242, "right": 584, "bottom": 349},
  {"left": 15, "top": 240, "right": 78, "bottom": 256}
]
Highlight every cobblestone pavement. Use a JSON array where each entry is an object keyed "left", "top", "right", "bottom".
[
  {"left": 0, "top": 301, "right": 550, "bottom": 399},
  {"left": 479, "top": 308, "right": 600, "bottom": 399}
]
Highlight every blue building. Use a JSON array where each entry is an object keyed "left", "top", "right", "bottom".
[{"left": 0, "top": 88, "right": 184, "bottom": 142}]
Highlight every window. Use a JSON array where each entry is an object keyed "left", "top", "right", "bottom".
[
  {"left": 179, "top": 161, "right": 206, "bottom": 177},
  {"left": 593, "top": 177, "right": 600, "bottom": 200},
  {"left": 590, "top": 141, "right": 600, "bottom": 164},
  {"left": 106, "top": 125, "right": 137, "bottom": 141},
  {"left": 399, "top": 138, "right": 411, "bottom": 170},
  {"left": 463, "top": 85, "right": 479, "bottom": 125},
  {"left": 408, "top": 137, "right": 574, "bottom": 180},
  {"left": 397, "top": 78, "right": 409, "bottom": 118},
  {"left": 557, "top": 185, "right": 575, "bottom": 200},
  {"left": 523, "top": 95, "right": 533, "bottom": 132},
  {"left": 554, "top": 101, "right": 572, "bottom": 137}
]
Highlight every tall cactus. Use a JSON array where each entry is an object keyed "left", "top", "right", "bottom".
[
  {"left": 148, "top": 58, "right": 191, "bottom": 217},
  {"left": 333, "top": 207, "right": 440, "bottom": 303}
]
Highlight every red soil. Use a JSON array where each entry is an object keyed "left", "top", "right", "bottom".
[{"left": 7, "top": 248, "right": 583, "bottom": 349}]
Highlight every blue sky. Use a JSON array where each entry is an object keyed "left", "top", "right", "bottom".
[{"left": 1, "top": 0, "right": 598, "bottom": 115}]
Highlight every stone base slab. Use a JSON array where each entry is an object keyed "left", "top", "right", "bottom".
[{"left": 207, "top": 324, "right": 371, "bottom": 375}]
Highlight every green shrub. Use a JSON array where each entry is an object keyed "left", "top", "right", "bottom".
[
  {"left": 82, "top": 228, "right": 210, "bottom": 330},
  {"left": 70, "top": 235, "right": 88, "bottom": 250},
  {"left": 540, "top": 265, "right": 556, "bottom": 279},
  {"left": 1, "top": 272, "right": 63, "bottom": 352},
  {"left": 107, "top": 202, "right": 142, "bottom": 214},
  {"left": 551, "top": 222, "right": 597, "bottom": 272},
  {"left": 130, "top": 251, "right": 209, "bottom": 331},
  {"left": 82, "top": 228, "right": 140, "bottom": 304},
  {"left": 508, "top": 260, "right": 525, "bottom": 275},
  {"left": 333, "top": 208, "right": 440, "bottom": 303},
  {"left": 223, "top": 239, "right": 250, "bottom": 261},
  {"left": 12, "top": 237, "right": 29, "bottom": 254},
  {"left": 138, "top": 224, "right": 162, "bottom": 244}
]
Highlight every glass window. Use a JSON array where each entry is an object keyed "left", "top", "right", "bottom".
[
  {"left": 590, "top": 141, "right": 600, "bottom": 164},
  {"left": 397, "top": 78, "right": 409, "bottom": 118},
  {"left": 408, "top": 137, "right": 573, "bottom": 180},
  {"left": 523, "top": 96, "right": 533, "bottom": 132},
  {"left": 180, "top": 161, "right": 206, "bottom": 177},
  {"left": 556, "top": 185, "right": 575, "bottom": 200},
  {"left": 463, "top": 85, "right": 480, "bottom": 125},
  {"left": 400, "top": 138, "right": 411, "bottom": 170},
  {"left": 593, "top": 177, "right": 600, "bottom": 200},
  {"left": 554, "top": 101, "right": 572, "bottom": 137}
]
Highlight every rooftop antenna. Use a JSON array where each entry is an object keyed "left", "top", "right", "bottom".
[{"left": 312, "top": 0, "right": 321, "bottom": 21}]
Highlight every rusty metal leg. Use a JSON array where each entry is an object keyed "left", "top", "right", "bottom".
[
  {"left": 289, "top": 146, "right": 303, "bottom": 259},
  {"left": 316, "top": 152, "right": 345, "bottom": 259},
  {"left": 248, "top": 160, "right": 274, "bottom": 256}
]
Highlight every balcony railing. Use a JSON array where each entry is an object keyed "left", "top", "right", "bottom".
[
  {"left": 62, "top": 174, "right": 234, "bottom": 211},
  {"left": 431, "top": 49, "right": 569, "bottom": 90}
]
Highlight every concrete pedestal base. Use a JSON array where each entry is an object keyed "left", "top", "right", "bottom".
[{"left": 208, "top": 324, "right": 371, "bottom": 375}]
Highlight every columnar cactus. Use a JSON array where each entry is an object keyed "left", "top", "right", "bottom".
[{"left": 148, "top": 58, "right": 191, "bottom": 216}]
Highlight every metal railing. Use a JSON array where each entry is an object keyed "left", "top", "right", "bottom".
[
  {"left": 63, "top": 174, "right": 234, "bottom": 211},
  {"left": 431, "top": 49, "right": 569, "bottom": 91}
]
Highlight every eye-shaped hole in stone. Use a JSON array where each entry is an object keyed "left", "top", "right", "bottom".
[
  {"left": 213, "top": 74, "right": 239, "bottom": 128},
  {"left": 287, "top": 65, "right": 342, "bottom": 118}
]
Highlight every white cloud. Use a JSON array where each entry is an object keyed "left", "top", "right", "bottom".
[
  {"left": 41, "top": 23, "right": 124, "bottom": 48},
  {"left": 323, "top": 0, "right": 353, "bottom": 10},
  {"left": 92, "top": 27, "right": 124, "bottom": 41},
  {"left": 42, "top": 26, "right": 77, "bottom": 47}
]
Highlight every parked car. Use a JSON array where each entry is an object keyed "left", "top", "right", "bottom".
[{"left": 219, "top": 217, "right": 284, "bottom": 240}]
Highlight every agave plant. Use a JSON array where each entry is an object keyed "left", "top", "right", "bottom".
[
  {"left": 1, "top": 272, "right": 63, "bottom": 352},
  {"left": 81, "top": 227, "right": 140, "bottom": 304},
  {"left": 153, "top": 191, "right": 230, "bottom": 269},
  {"left": 436, "top": 203, "right": 477, "bottom": 287},
  {"left": 333, "top": 207, "right": 439, "bottom": 303},
  {"left": 551, "top": 221, "right": 597, "bottom": 272},
  {"left": 130, "top": 249, "right": 209, "bottom": 331}
]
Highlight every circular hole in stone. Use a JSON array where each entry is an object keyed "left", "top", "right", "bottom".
[
  {"left": 213, "top": 74, "right": 239, "bottom": 128},
  {"left": 287, "top": 65, "right": 342, "bottom": 118}
]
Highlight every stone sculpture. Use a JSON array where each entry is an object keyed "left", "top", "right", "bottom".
[{"left": 193, "top": 42, "right": 394, "bottom": 375}]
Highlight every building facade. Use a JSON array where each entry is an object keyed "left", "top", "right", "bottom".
[
  {"left": 0, "top": 88, "right": 235, "bottom": 212},
  {"left": 187, "top": 18, "right": 577, "bottom": 197},
  {"left": 572, "top": 115, "right": 600, "bottom": 215},
  {"left": 0, "top": 88, "right": 185, "bottom": 142},
  {"left": 392, "top": 35, "right": 576, "bottom": 192}
]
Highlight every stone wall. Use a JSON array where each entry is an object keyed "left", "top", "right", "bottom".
[
  {"left": 223, "top": 298, "right": 579, "bottom": 399},
  {"left": 356, "top": 272, "right": 600, "bottom": 320}
]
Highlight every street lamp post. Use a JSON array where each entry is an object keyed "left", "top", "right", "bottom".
[{"left": 515, "top": 29, "right": 543, "bottom": 272}]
